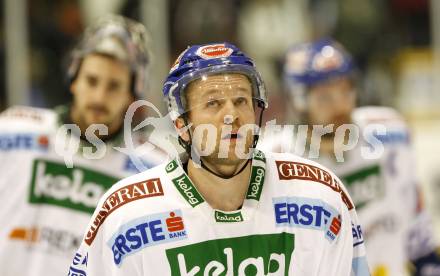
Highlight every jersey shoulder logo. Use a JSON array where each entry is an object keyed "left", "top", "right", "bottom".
[
  {"left": 275, "top": 160, "right": 354, "bottom": 210},
  {"left": 84, "top": 177, "right": 164, "bottom": 245}
]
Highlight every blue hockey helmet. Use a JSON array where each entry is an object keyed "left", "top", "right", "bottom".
[
  {"left": 283, "top": 38, "right": 354, "bottom": 111},
  {"left": 163, "top": 42, "right": 268, "bottom": 120}
]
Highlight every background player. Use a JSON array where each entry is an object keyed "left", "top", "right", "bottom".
[
  {"left": 263, "top": 38, "right": 439, "bottom": 276},
  {"left": 0, "top": 14, "right": 167, "bottom": 276}
]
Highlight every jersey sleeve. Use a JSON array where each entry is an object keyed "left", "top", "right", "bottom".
[
  {"left": 330, "top": 174, "right": 371, "bottom": 276},
  {"left": 274, "top": 153, "right": 371, "bottom": 275},
  {"left": 67, "top": 180, "right": 131, "bottom": 276},
  {"left": 403, "top": 136, "right": 440, "bottom": 272},
  {"left": 348, "top": 207, "right": 370, "bottom": 276},
  {"left": 67, "top": 170, "right": 163, "bottom": 275},
  {"left": 311, "top": 187, "right": 370, "bottom": 276},
  {"left": 0, "top": 106, "right": 52, "bottom": 193},
  {"left": 67, "top": 193, "right": 110, "bottom": 276}
]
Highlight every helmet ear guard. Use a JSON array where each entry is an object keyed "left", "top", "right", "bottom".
[{"left": 67, "top": 14, "right": 152, "bottom": 99}]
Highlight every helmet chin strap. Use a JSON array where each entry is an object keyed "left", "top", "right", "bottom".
[
  {"left": 178, "top": 102, "right": 265, "bottom": 179},
  {"left": 201, "top": 158, "right": 250, "bottom": 179}
]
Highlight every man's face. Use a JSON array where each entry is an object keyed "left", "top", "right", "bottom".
[
  {"left": 307, "top": 77, "right": 355, "bottom": 128},
  {"left": 183, "top": 73, "right": 256, "bottom": 165},
  {"left": 70, "top": 54, "right": 133, "bottom": 132}
]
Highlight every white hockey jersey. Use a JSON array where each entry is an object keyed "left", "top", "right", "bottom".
[
  {"left": 0, "top": 106, "right": 169, "bottom": 276},
  {"left": 259, "top": 106, "right": 425, "bottom": 276},
  {"left": 69, "top": 150, "right": 369, "bottom": 275}
]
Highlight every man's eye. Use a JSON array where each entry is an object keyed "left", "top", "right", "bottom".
[
  {"left": 206, "top": 100, "right": 219, "bottom": 108},
  {"left": 108, "top": 81, "right": 121, "bottom": 92},
  {"left": 235, "top": 97, "right": 248, "bottom": 106},
  {"left": 87, "top": 76, "right": 98, "bottom": 87}
]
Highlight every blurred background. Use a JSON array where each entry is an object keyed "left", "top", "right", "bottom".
[{"left": 1, "top": 0, "right": 439, "bottom": 236}]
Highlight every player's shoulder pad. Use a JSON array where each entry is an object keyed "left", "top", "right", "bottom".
[
  {"left": 268, "top": 151, "right": 341, "bottom": 175},
  {"left": 99, "top": 162, "right": 166, "bottom": 204},
  {"left": 352, "top": 106, "right": 407, "bottom": 127},
  {"left": 0, "top": 105, "right": 57, "bottom": 129},
  {"left": 266, "top": 151, "right": 355, "bottom": 210},
  {"left": 124, "top": 137, "right": 171, "bottom": 171},
  {"left": 84, "top": 163, "right": 167, "bottom": 246},
  {"left": 352, "top": 106, "right": 411, "bottom": 145}
]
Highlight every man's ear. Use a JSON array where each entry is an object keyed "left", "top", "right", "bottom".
[
  {"left": 70, "top": 80, "right": 77, "bottom": 95},
  {"left": 175, "top": 117, "right": 190, "bottom": 143}
]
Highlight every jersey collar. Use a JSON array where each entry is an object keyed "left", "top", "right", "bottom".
[{"left": 165, "top": 150, "right": 266, "bottom": 223}]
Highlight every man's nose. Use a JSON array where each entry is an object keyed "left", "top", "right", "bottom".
[
  {"left": 92, "top": 85, "right": 107, "bottom": 102},
  {"left": 222, "top": 101, "right": 239, "bottom": 124},
  {"left": 334, "top": 96, "right": 353, "bottom": 115},
  {"left": 223, "top": 114, "right": 235, "bottom": 125}
]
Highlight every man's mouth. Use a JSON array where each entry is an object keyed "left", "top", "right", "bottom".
[
  {"left": 88, "top": 107, "right": 109, "bottom": 117},
  {"left": 333, "top": 114, "right": 350, "bottom": 125},
  {"left": 222, "top": 132, "right": 242, "bottom": 140}
]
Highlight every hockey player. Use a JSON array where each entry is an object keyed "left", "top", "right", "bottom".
[
  {"left": 68, "top": 42, "right": 369, "bottom": 275},
  {"left": 0, "top": 15, "right": 167, "bottom": 276},
  {"left": 269, "top": 38, "right": 440, "bottom": 276}
]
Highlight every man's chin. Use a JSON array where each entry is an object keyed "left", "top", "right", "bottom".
[
  {"left": 207, "top": 151, "right": 252, "bottom": 166},
  {"left": 201, "top": 155, "right": 249, "bottom": 174},
  {"left": 84, "top": 115, "right": 111, "bottom": 127}
]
